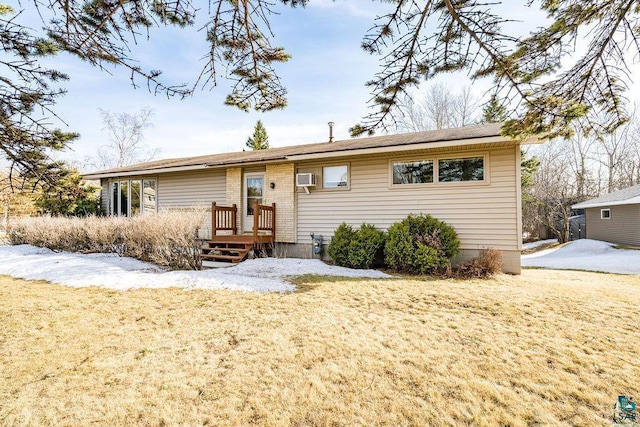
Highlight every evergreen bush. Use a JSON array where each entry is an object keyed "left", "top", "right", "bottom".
[
  {"left": 328, "top": 222, "right": 385, "bottom": 269},
  {"left": 327, "top": 222, "right": 354, "bottom": 267},
  {"left": 347, "top": 223, "right": 386, "bottom": 269},
  {"left": 384, "top": 213, "right": 459, "bottom": 274}
]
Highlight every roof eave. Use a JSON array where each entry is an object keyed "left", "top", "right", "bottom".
[
  {"left": 572, "top": 196, "right": 640, "bottom": 209},
  {"left": 205, "top": 156, "right": 288, "bottom": 168},
  {"left": 83, "top": 164, "right": 210, "bottom": 180},
  {"left": 83, "top": 132, "right": 519, "bottom": 179}
]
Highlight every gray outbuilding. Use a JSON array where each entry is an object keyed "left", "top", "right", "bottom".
[{"left": 572, "top": 184, "right": 640, "bottom": 246}]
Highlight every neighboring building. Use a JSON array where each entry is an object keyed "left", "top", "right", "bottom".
[
  {"left": 84, "top": 123, "right": 542, "bottom": 274},
  {"left": 572, "top": 183, "right": 640, "bottom": 247}
]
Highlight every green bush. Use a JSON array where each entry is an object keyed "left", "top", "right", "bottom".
[
  {"left": 327, "top": 222, "right": 355, "bottom": 267},
  {"left": 328, "top": 222, "right": 386, "bottom": 269},
  {"left": 347, "top": 223, "right": 386, "bottom": 269},
  {"left": 384, "top": 213, "right": 459, "bottom": 274}
]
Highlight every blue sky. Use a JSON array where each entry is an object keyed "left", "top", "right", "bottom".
[
  {"left": 6, "top": 1, "right": 637, "bottom": 171},
  {"left": 20, "top": 0, "right": 393, "bottom": 168}
]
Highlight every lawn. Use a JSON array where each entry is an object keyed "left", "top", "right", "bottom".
[{"left": 1, "top": 270, "right": 639, "bottom": 426}]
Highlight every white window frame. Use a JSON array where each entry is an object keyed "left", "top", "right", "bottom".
[
  {"left": 322, "top": 163, "right": 350, "bottom": 190},
  {"left": 109, "top": 178, "right": 157, "bottom": 216},
  {"left": 600, "top": 208, "right": 611, "bottom": 220}
]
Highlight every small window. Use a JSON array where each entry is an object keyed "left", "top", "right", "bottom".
[
  {"left": 323, "top": 165, "right": 348, "bottom": 188},
  {"left": 601, "top": 209, "right": 611, "bottom": 219},
  {"left": 438, "top": 156, "right": 484, "bottom": 182},
  {"left": 392, "top": 160, "right": 434, "bottom": 185}
]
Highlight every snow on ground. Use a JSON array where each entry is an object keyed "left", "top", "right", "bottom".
[
  {"left": 522, "top": 239, "right": 557, "bottom": 250},
  {"left": 521, "top": 239, "right": 640, "bottom": 275},
  {"left": 2, "top": 239, "right": 636, "bottom": 293},
  {"left": 0, "top": 245, "right": 390, "bottom": 293}
]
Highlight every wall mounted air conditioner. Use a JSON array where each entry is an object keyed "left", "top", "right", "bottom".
[
  {"left": 296, "top": 173, "right": 316, "bottom": 194},
  {"left": 296, "top": 173, "right": 316, "bottom": 187}
]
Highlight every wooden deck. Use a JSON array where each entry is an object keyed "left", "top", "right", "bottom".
[{"left": 201, "top": 202, "right": 276, "bottom": 264}]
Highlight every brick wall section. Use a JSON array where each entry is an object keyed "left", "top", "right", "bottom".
[
  {"left": 266, "top": 163, "right": 296, "bottom": 243},
  {"left": 225, "top": 167, "right": 243, "bottom": 233}
]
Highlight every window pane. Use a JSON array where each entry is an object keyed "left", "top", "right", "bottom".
[
  {"left": 246, "top": 177, "right": 263, "bottom": 215},
  {"left": 119, "top": 180, "right": 129, "bottom": 216},
  {"left": 323, "top": 165, "right": 348, "bottom": 188},
  {"left": 130, "top": 180, "right": 141, "bottom": 216},
  {"left": 393, "top": 161, "right": 433, "bottom": 184},
  {"left": 247, "top": 198, "right": 263, "bottom": 215},
  {"left": 438, "top": 157, "right": 484, "bottom": 182},
  {"left": 111, "top": 182, "right": 119, "bottom": 215},
  {"left": 143, "top": 180, "right": 156, "bottom": 214}
]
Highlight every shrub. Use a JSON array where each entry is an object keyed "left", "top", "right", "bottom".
[
  {"left": 453, "top": 248, "right": 503, "bottom": 279},
  {"left": 328, "top": 222, "right": 386, "bottom": 269},
  {"left": 327, "top": 222, "right": 355, "bottom": 267},
  {"left": 384, "top": 213, "right": 460, "bottom": 274},
  {"left": 6, "top": 209, "right": 206, "bottom": 270},
  {"left": 347, "top": 223, "right": 386, "bottom": 269}
]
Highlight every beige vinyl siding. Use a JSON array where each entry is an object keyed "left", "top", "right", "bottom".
[
  {"left": 585, "top": 204, "right": 640, "bottom": 246},
  {"left": 158, "top": 169, "right": 227, "bottom": 239},
  {"left": 296, "top": 146, "right": 521, "bottom": 251}
]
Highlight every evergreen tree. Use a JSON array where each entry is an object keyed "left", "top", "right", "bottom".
[
  {"left": 481, "top": 94, "right": 508, "bottom": 124},
  {"left": 482, "top": 95, "right": 539, "bottom": 190},
  {"left": 0, "top": 4, "right": 78, "bottom": 183},
  {"left": 2, "top": 0, "right": 640, "bottom": 176},
  {"left": 246, "top": 120, "right": 270, "bottom": 150},
  {"left": 33, "top": 166, "right": 100, "bottom": 216}
]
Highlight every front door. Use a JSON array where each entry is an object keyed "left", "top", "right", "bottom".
[{"left": 244, "top": 173, "right": 265, "bottom": 232}]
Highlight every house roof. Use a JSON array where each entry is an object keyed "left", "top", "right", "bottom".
[
  {"left": 84, "top": 122, "right": 532, "bottom": 179},
  {"left": 572, "top": 184, "right": 640, "bottom": 209}
]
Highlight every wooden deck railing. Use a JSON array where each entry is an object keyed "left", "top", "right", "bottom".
[
  {"left": 211, "top": 201, "right": 275, "bottom": 241},
  {"left": 212, "top": 202, "right": 237, "bottom": 236},
  {"left": 253, "top": 201, "right": 276, "bottom": 242}
]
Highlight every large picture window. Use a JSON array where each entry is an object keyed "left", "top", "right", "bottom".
[
  {"left": 110, "top": 178, "right": 157, "bottom": 216},
  {"left": 392, "top": 160, "right": 433, "bottom": 185},
  {"left": 323, "top": 165, "right": 348, "bottom": 188},
  {"left": 438, "top": 156, "right": 484, "bottom": 182}
]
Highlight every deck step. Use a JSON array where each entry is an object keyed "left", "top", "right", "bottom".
[
  {"left": 200, "top": 240, "right": 252, "bottom": 263},
  {"left": 202, "top": 247, "right": 250, "bottom": 254},
  {"left": 200, "top": 234, "right": 273, "bottom": 264},
  {"left": 200, "top": 253, "right": 247, "bottom": 262}
]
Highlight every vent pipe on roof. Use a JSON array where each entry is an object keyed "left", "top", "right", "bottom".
[{"left": 328, "top": 121, "right": 335, "bottom": 143}]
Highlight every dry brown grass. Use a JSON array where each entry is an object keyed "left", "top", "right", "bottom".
[{"left": 1, "top": 270, "right": 639, "bottom": 426}]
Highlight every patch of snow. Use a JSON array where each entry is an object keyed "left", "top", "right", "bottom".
[
  {"left": 522, "top": 239, "right": 558, "bottom": 250},
  {"left": 0, "top": 245, "right": 390, "bottom": 293},
  {"left": 521, "top": 239, "right": 640, "bottom": 275}
]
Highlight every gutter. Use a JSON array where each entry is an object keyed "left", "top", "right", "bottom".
[{"left": 83, "top": 164, "right": 210, "bottom": 179}]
